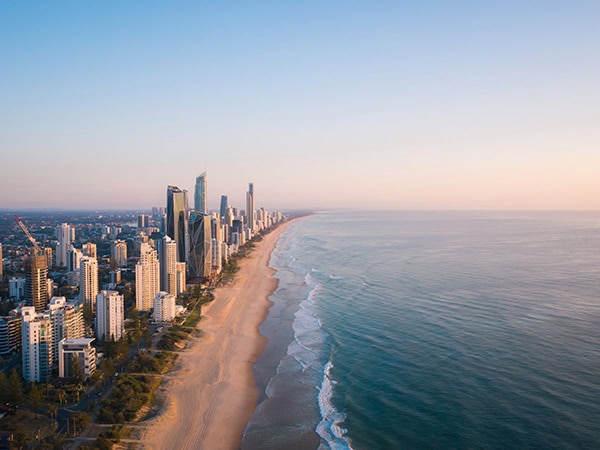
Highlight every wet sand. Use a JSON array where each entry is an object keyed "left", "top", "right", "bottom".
[{"left": 142, "top": 222, "right": 293, "bottom": 450}]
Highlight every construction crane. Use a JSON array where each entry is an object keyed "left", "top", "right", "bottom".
[{"left": 15, "top": 215, "right": 43, "bottom": 255}]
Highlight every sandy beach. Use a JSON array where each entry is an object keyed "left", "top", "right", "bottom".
[{"left": 142, "top": 221, "right": 293, "bottom": 450}]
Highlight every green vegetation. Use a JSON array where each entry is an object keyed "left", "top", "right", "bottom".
[
  {"left": 157, "top": 325, "right": 193, "bottom": 350},
  {"left": 96, "top": 374, "right": 160, "bottom": 423},
  {"left": 126, "top": 351, "right": 177, "bottom": 374}
]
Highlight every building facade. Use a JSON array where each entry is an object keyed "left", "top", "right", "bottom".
[
  {"left": 166, "top": 185, "right": 188, "bottom": 263},
  {"left": 96, "top": 290, "right": 124, "bottom": 341},
  {"left": 21, "top": 307, "right": 53, "bottom": 383},
  {"left": 153, "top": 291, "right": 176, "bottom": 323},
  {"left": 135, "top": 243, "right": 160, "bottom": 311},
  {"left": 58, "top": 338, "right": 96, "bottom": 379}
]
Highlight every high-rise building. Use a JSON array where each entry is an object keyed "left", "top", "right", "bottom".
[
  {"left": 79, "top": 257, "right": 99, "bottom": 314},
  {"left": 55, "top": 223, "right": 75, "bottom": 267},
  {"left": 58, "top": 338, "right": 96, "bottom": 379},
  {"left": 111, "top": 240, "right": 128, "bottom": 267},
  {"left": 194, "top": 172, "right": 208, "bottom": 215},
  {"left": 188, "top": 215, "right": 212, "bottom": 279},
  {"left": 153, "top": 291, "right": 176, "bottom": 323},
  {"left": 9, "top": 277, "right": 26, "bottom": 300},
  {"left": 137, "top": 214, "right": 150, "bottom": 229},
  {"left": 219, "top": 195, "right": 228, "bottom": 220},
  {"left": 21, "top": 307, "right": 53, "bottom": 382},
  {"left": 82, "top": 242, "right": 97, "bottom": 259},
  {"left": 246, "top": 182, "right": 255, "bottom": 232},
  {"left": 135, "top": 243, "right": 160, "bottom": 311},
  {"left": 0, "top": 311, "right": 21, "bottom": 355},
  {"left": 44, "top": 247, "right": 53, "bottom": 268},
  {"left": 96, "top": 290, "right": 124, "bottom": 341},
  {"left": 166, "top": 185, "right": 188, "bottom": 263},
  {"left": 67, "top": 246, "right": 83, "bottom": 272},
  {"left": 25, "top": 254, "right": 49, "bottom": 313},
  {"left": 176, "top": 262, "right": 186, "bottom": 295},
  {"left": 156, "top": 235, "right": 178, "bottom": 297},
  {"left": 48, "top": 297, "right": 85, "bottom": 360},
  {"left": 0, "top": 243, "right": 3, "bottom": 277}
]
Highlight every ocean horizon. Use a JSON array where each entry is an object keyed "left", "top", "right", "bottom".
[{"left": 244, "top": 211, "right": 600, "bottom": 449}]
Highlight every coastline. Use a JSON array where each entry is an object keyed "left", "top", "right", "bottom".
[{"left": 141, "top": 220, "right": 295, "bottom": 450}]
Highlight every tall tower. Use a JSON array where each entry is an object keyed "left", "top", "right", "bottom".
[
  {"left": 188, "top": 215, "right": 212, "bottom": 279},
  {"left": 135, "top": 242, "right": 160, "bottom": 312},
  {"left": 55, "top": 223, "right": 74, "bottom": 267},
  {"left": 0, "top": 243, "right": 3, "bottom": 278},
  {"left": 96, "top": 290, "right": 124, "bottom": 341},
  {"left": 156, "top": 235, "right": 178, "bottom": 297},
  {"left": 25, "top": 254, "right": 49, "bottom": 313},
  {"left": 246, "top": 182, "right": 255, "bottom": 232},
  {"left": 166, "top": 185, "right": 188, "bottom": 263},
  {"left": 21, "top": 307, "right": 53, "bottom": 382},
  {"left": 194, "top": 172, "right": 208, "bottom": 215},
  {"left": 219, "top": 195, "right": 228, "bottom": 219},
  {"left": 79, "top": 257, "right": 99, "bottom": 314}
]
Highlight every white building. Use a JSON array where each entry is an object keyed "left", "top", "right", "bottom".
[
  {"left": 96, "top": 290, "right": 124, "bottom": 341},
  {"left": 67, "top": 246, "right": 83, "bottom": 272},
  {"left": 9, "top": 277, "right": 26, "bottom": 300},
  {"left": 55, "top": 223, "right": 75, "bottom": 267},
  {"left": 158, "top": 235, "right": 178, "bottom": 297},
  {"left": 48, "top": 297, "right": 85, "bottom": 360},
  {"left": 111, "top": 240, "right": 128, "bottom": 267},
  {"left": 80, "top": 257, "right": 99, "bottom": 314},
  {"left": 58, "top": 338, "right": 96, "bottom": 379},
  {"left": 153, "top": 291, "right": 176, "bottom": 323},
  {"left": 136, "top": 242, "right": 160, "bottom": 311},
  {"left": 82, "top": 242, "right": 97, "bottom": 259},
  {"left": 21, "top": 306, "right": 53, "bottom": 382},
  {"left": 176, "top": 262, "right": 186, "bottom": 296}
]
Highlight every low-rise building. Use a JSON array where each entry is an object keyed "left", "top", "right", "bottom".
[{"left": 58, "top": 338, "right": 96, "bottom": 379}]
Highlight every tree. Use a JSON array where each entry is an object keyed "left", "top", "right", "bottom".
[
  {"left": 0, "top": 372, "right": 9, "bottom": 404},
  {"left": 70, "top": 354, "right": 85, "bottom": 384},
  {"left": 8, "top": 369, "right": 23, "bottom": 404},
  {"left": 29, "top": 383, "right": 42, "bottom": 417}
]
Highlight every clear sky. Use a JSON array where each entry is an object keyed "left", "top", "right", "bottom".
[{"left": 1, "top": 1, "right": 599, "bottom": 211}]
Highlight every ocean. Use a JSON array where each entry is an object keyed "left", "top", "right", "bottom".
[{"left": 242, "top": 211, "right": 600, "bottom": 449}]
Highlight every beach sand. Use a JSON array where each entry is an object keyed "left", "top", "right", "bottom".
[{"left": 142, "top": 221, "right": 293, "bottom": 450}]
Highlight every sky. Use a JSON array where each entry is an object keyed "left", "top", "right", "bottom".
[{"left": 1, "top": 1, "right": 599, "bottom": 211}]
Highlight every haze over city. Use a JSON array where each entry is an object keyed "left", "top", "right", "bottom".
[{"left": 1, "top": 2, "right": 599, "bottom": 210}]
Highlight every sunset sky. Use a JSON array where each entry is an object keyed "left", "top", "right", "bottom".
[{"left": 1, "top": 1, "right": 599, "bottom": 210}]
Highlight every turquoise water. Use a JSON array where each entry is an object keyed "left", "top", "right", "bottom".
[{"left": 244, "top": 211, "right": 600, "bottom": 449}]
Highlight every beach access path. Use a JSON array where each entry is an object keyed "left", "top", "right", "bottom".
[{"left": 142, "top": 220, "right": 293, "bottom": 449}]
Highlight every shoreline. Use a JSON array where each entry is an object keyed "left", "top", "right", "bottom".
[{"left": 141, "top": 220, "right": 296, "bottom": 449}]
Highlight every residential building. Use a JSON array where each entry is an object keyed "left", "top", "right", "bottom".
[
  {"left": 166, "top": 185, "right": 188, "bottom": 263},
  {"left": 111, "top": 240, "right": 128, "bottom": 267},
  {"left": 82, "top": 242, "right": 97, "bottom": 259},
  {"left": 9, "top": 277, "right": 25, "bottom": 300},
  {"left": 135, "top": 243, "right": 160, "bottom": 311},
  {"left": 153, "top": 291, "right": 176, "bottom": 323},
  {"left": 194, "top": 172, "right": 207, "bottom": 215},
  {"left": 156, "top": 235, "right": 178, "bottom": 296},
  {"left": 58, "top": 338, "right": 96, "bottom": 379},
  {"left": 79, "top": 257, "right": 99, "bottom": 314},
  {"left": 21, "top": 307, "right": 53, "bottom": 383},
  {"left": 96, "top": 290, "right": 124, "bottom": 341},
  {"left": 55, "top": 223, "right": 75, "bottom": 267},
  {"left": 188, "top": 215, "right": 212, "bottom": 279},
  {"left": 25, "top": 254, "right": 48, "bottom": 312},
  {"left": 0, "top": 311, "right": 21, "bottom": 355}
]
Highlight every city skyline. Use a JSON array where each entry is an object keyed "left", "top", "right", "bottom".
[{"left": 1, "top": 2, "right": 599, "bottom": 210}]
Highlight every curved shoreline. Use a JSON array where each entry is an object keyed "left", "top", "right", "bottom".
[{"left": 141, "top": 220, "right": 295, "bottom": 449}]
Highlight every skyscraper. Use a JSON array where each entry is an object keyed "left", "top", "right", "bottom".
[
  {"left": 219, "top": 195, "right": 228, "bottom": 219},
  {"left": 111, "top": 240, "right": 128, "bottom": 267},
  {"left": 25, "top": 254, "right": 49, "bottom": 313},
  {"left": 156, "top": 235, "right": 178, "bottom": 297},
  {"left": 188, "top": 215, "right": 212, "bottom": 279},
  {"left": 0, "top": 243, "right": 3, "bottom": 277},
  {"left": 135, "top": 242, "right": 160, "bottom": 311},
  {"left": 79, "top": 257, "right": 99, "bottom": 314},
  {"left": 55, "top": 223, "right": 74, "bottom": 267},
  {"left": 21, "top": 307, "right": 53, "bottom": 382},
  {"left": 194, "top": 172, "right": 207, "bottom": 215},
  {"left": 96, "top": 290, "right": 124, "bottom": 341},
  {"left": 246, "top": 182, "right": 255, "bottom": 232},
  {"left": 166, "top": 185, "right": 188, "bottom": 263},
  {"left": 82, "top": 242, "right": 97, "bottom": 259}
]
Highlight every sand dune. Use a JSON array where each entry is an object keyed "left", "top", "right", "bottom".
[{"left": 142, "top": 222, "right": 292, "bottom": 449}]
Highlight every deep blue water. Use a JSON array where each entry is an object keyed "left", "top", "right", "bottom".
[{"left": 244, "top": 211, "right": 600, "bottom": 449}]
